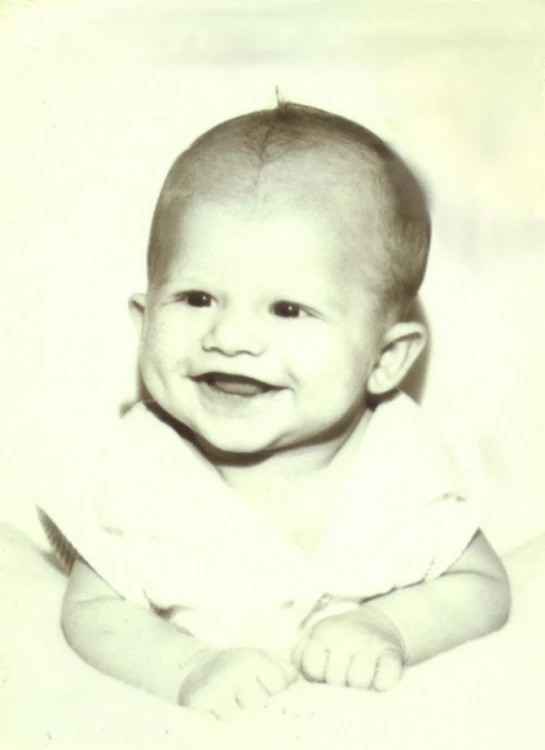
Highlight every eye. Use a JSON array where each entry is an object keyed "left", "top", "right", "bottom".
[
  {"left": 177, "top": 291, "right": 213, "bottom": 308},
  {"left": 272, "top": 301, "right": 307, "bottom": 319}
]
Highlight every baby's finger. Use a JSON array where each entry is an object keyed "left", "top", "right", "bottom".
[
  {"left": 324, "top": 648, "right": 353, "bottom": 687},
  {"left": 257, "top": 658, "right": 296, "bottom": 695},
  {"left": 187, "top": 688, "right": 239, "bottom": 720},
  {"left": 236, "top": 679, "right": 271, "bottom": 710},
  {"left": 290, "top": 633, "right": 310, "bottom": 668},
  {"left": 345, "top": 651, "right": 377, "bottom": 690},
  {"left": 372, "top": 650, "right": 404, "bottom": 692},
  {"left": 267, "top": 653, "right": 299, "bottom": 685},
  {"left": 298, "top": 636, "right": 329, "bottom": 683}
]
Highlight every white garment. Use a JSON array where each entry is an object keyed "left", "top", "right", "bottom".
[{"left": 38, "top": 392, "right": 479, "bottom": 656}]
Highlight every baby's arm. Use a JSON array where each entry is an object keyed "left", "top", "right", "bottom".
[
  {"left": 292, "top": 530, "right": 510, "bottom": 690},
  {"left": 62, "top": 559, "right": 297, "bottom": 717}
]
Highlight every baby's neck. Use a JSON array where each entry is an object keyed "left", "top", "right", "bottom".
[
  {"left": 212, "top": 408, "right": 373, "bottom": 554},
  {"left": 214, "top": 407, "right": 373, "bottom": 492}
]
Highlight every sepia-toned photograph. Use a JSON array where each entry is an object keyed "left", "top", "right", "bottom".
[{"left": 1, "top": 1, "right": 544, "bottom": 748}]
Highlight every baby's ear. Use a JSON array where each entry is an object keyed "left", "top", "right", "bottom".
[
  {"left": 367, "top": 321, "right": 427, "bottom": 396},
  {"left": 128, "top": 293, "right": 147, "bottom": 335}
]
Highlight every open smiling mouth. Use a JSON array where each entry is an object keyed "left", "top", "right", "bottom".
[{"left": 195, "top": 372, "right": 279, "bottom": 398}]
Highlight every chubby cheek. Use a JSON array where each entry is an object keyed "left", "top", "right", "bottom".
[
  {"left": 139, "top": 323, "right": 167, "bottom": 374},
  {"left": 138, "top": 320, "right": 182, "bottom": 392},
  {"left": 286, "top": 330, "right": 373, "bottom": 402},
  {"left": 140, "top": 311, "right": 188, "bottom": 365}
]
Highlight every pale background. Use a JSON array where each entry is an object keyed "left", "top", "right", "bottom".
[{"left": 1, "top": 0, "right": 544, "bottom": 554}]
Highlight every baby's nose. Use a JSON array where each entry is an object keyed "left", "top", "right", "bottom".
[{"left": 202, "top": 308, "right": 266, "bottom": 357}]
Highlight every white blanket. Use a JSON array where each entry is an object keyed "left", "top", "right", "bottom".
[{"left": 2, "top": 523, "right": 545, "bottom": 750}]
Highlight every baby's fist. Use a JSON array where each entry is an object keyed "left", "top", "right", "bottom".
[
  {"left": 178, "top": 647, "right": 297, "bottom": 718},
  {"left": 292, "top": 606, "right": 405, "bottom": 692}
]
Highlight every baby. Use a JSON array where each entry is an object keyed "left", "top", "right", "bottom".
[{"left": 39, "top": 101, "right": 510, "bottom": 719}]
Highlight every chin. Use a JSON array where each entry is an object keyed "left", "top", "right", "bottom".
[{"left": 194, "top": 428, "right": 281, "bottom": 461}]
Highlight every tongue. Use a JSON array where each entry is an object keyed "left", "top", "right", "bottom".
[{"left": 207, "top": 375, "right": 269, "bottom": 397}]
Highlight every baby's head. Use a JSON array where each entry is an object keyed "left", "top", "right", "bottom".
[
  {"left": 131, "top": 102, "right": 430, "bottom": 464},
  {"left": 147, "top": 101, "right": 430, "bottom": 314}
]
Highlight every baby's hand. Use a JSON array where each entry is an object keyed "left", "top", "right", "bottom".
[
  {"left": 177, "top": 647, "right": 298, "bottom": 718},
  {"left": 291, "top": 606, "right": 405, "bottom": 692}
]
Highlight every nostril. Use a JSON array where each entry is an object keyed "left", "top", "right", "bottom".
[{"left": 202, "top": 315, "right": 265, "bottom": 356}]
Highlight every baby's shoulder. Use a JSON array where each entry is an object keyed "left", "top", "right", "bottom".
[{"left": 344, "top": 391, "right": 466, "bottom": 511}]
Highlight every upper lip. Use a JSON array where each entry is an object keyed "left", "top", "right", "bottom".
[{"left": 192, "top": 371, "right": 280, "bottom": 390}]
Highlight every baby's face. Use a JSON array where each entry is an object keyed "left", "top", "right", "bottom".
[{"left": 135, "top": 200, "right": 390, "bottom": 461}]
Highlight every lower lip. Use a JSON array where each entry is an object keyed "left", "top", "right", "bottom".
[{"left": 195, "top": 379, "right": 281, "bottom": 409}]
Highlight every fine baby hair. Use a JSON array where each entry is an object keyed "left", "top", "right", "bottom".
[{"left": 147, "top": 101, "right": 431, "bottom": 311}]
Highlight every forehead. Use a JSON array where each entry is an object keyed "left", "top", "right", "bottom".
[
  {"left": 158, "top": 197, "right": 381, "bottom": 289},
  {"left": 149, "top": 138, "right": 395, "bottom": 281}
]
